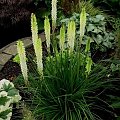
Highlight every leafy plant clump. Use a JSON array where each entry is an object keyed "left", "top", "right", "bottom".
[
  {"left": 0, "top": 79, "right": 21, "bottom": 120},
  {"left": 12, "top": 0, "right": 120, "bottom": 119},
  {"left": 14, "top": 2, "right": 119, "bottom": 119},
  {"left": 58, "top": 13, "right": 115, "bottom": 52}
]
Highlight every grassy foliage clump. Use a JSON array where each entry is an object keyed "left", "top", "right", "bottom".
[
  {"left": 15, "top": 0, "right": 119, "bottom": 119},
  {"left": 26, "top": 52, "right": 113, "bottom": 120}
]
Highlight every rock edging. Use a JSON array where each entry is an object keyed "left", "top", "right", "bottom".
[{"left": 0, "top": 32, "right": 45, "bottom": 71}]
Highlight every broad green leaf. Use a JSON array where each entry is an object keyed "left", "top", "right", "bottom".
[
  {"left": 0, "top": 97, "right": 10, "bottom": 106},
  {"left": 87, "top": 24, "right": 94, "bottom": 32},
  {"left": 0, "top": 109, "right": 12, "bottom": 119},
  {"left": 7, "top": 89, "right": 18, "bottom": 97},
  {"left": 96, "top": 15, "right": 104, "bottom": 21}
]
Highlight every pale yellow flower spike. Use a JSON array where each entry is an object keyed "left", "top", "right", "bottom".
[
  {"left": 31, "top": 13, "right": 43, "bottom": 77},
  {"left": 44, "top": 16, "right": 50, "bottom": 53},
  {"left": 67, "top": 21, "right": 76, "bottom": 52},
  {"left": 17, "top": 40, "right": 28, "bottom": 85},
  {"left": 31, "top": 13, "right": 38, "bottom": 45},
  {"left": 51, "top": 0, "right": 57, "bottom": 32},
  {"left": 86, "top": 56, "right": 92, "bottom": 76},
  {"left": 80, "top": 7, "right": 86, "bottom": 45},
  {"left": 35, "top": 38, "right": 43, "bottom": 76},
  {"left": 60, "top": 25, "right": 65, "bottom": 52}
]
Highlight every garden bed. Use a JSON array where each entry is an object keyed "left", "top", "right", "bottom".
[
  {"left": 0, "top": 0, "right": 120, "bottom": 119},
  {"left": 0, "top": 41, "right": 119, "bottom": 120}
]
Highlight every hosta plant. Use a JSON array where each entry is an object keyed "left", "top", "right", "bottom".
[
  {"left": 58, "top": 13, "right": 115, "bottom": 52},
  {"left": 0, "top": 79, "right": 21, "bottom": 120}
]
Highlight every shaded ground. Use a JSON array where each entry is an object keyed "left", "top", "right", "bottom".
[
  {"left": 0, "top": 61, "right": 21, "bottom": 81},
  {"left": 0, "top": 43, "right": 119, "bottom": 120}
]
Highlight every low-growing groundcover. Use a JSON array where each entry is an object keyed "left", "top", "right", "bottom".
[
  {"left": 0, "top": 79, "right": 21, "bottom": 120},
  {"left": 58, "top": 13, "right": 115, "bottom": 53},
  {"left": 13, "top": 4, "right": 120, "bottom": 120}
]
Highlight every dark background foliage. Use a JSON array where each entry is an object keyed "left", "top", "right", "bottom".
[
  {"left": 0, "top": 0, "right": 34, "bottom": 48},
  {"left": 92, "top": 0, "right": 120, "bottom": 16},
  {"left": 0, "top": 0, "right": 34, "bottom": 27}
]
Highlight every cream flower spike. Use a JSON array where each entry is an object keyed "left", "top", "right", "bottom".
[
  {"left": 80, "top": 7, "right": 86, "bottom": 45},
  {"left": 35, "top": 38, "right": 43, "bottom": 77},
  {"left": 60, "top": 25, "right": 65, "bottom": 52},
  {"left": 31, "top": 13, "right": 43, "bottom": 77},
  {"left": 51, "top": 0, "right": 57, "bottom": 32},
  {"left": 44, "top": 16, "right": 50, "bottom": 53},
  {"left": 67, "top": 20, "right": 76, "bottom": 52},
  {"left": 17, "top": 40, "right": 28, "bottom": 85},
  {"left": 31, "top": 13, "right": 38, "bottom": 45}
]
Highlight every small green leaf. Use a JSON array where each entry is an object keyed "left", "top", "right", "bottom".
[
  {"left": 96, "top": 34, "right": 103, "bottom": 44},
  {"left": 2, "top": 83, "right": 13, "bottom": 92},
  {"left": 110, "top": 63, "right": 118, "bottom": 72},
  {"left": 0, "top": 109, "right": 12, "bottom": 119},
  {"left": 7, "top": 89, "right": 18, "bottom": 97},
  {"left": 87, "top": 24, "right": 94, "bottom": 32},
  {"left": 13, "top": 54, "right": 28, "bottom": 64},
  {"left": 0, "top": 97, "right": 10, "bottom": 106},
  {"left": 111, "top": 102, "right": 120, "bottom": 108},
  {"left": 96, "top": 15, "right": 104, "bottom": 21},
  {"left": 13, "top": 54, "right": 20, "bottom": 64}
]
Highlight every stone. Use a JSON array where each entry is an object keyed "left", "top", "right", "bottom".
[
  {"left": 39, "top": 32, "right": 46, "bottom": 42},
  {"left": 0, "top": 53, "right": 12, "bottom": 66},
  {"left": 3, "top": 38, "right": 32, "bottom": 56},
  {"left": 0, "top": 33, "right": 44, "bottom": 66},
  {"left": 22, "top": 38, "right": 33, "bottom": 47},
  {"left": 3, "top": 44, "right": 17, "bottom": 56},
  {"left": 0, "top": 64, "right": 3, "bottom": 71}
]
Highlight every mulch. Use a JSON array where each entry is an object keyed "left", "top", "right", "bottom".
[
  {"left": 0, "top": 61, "right": 21, "bottom": 81},
  {"left": 0, "top": 42, "right": 47, "bottom": 81}
]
